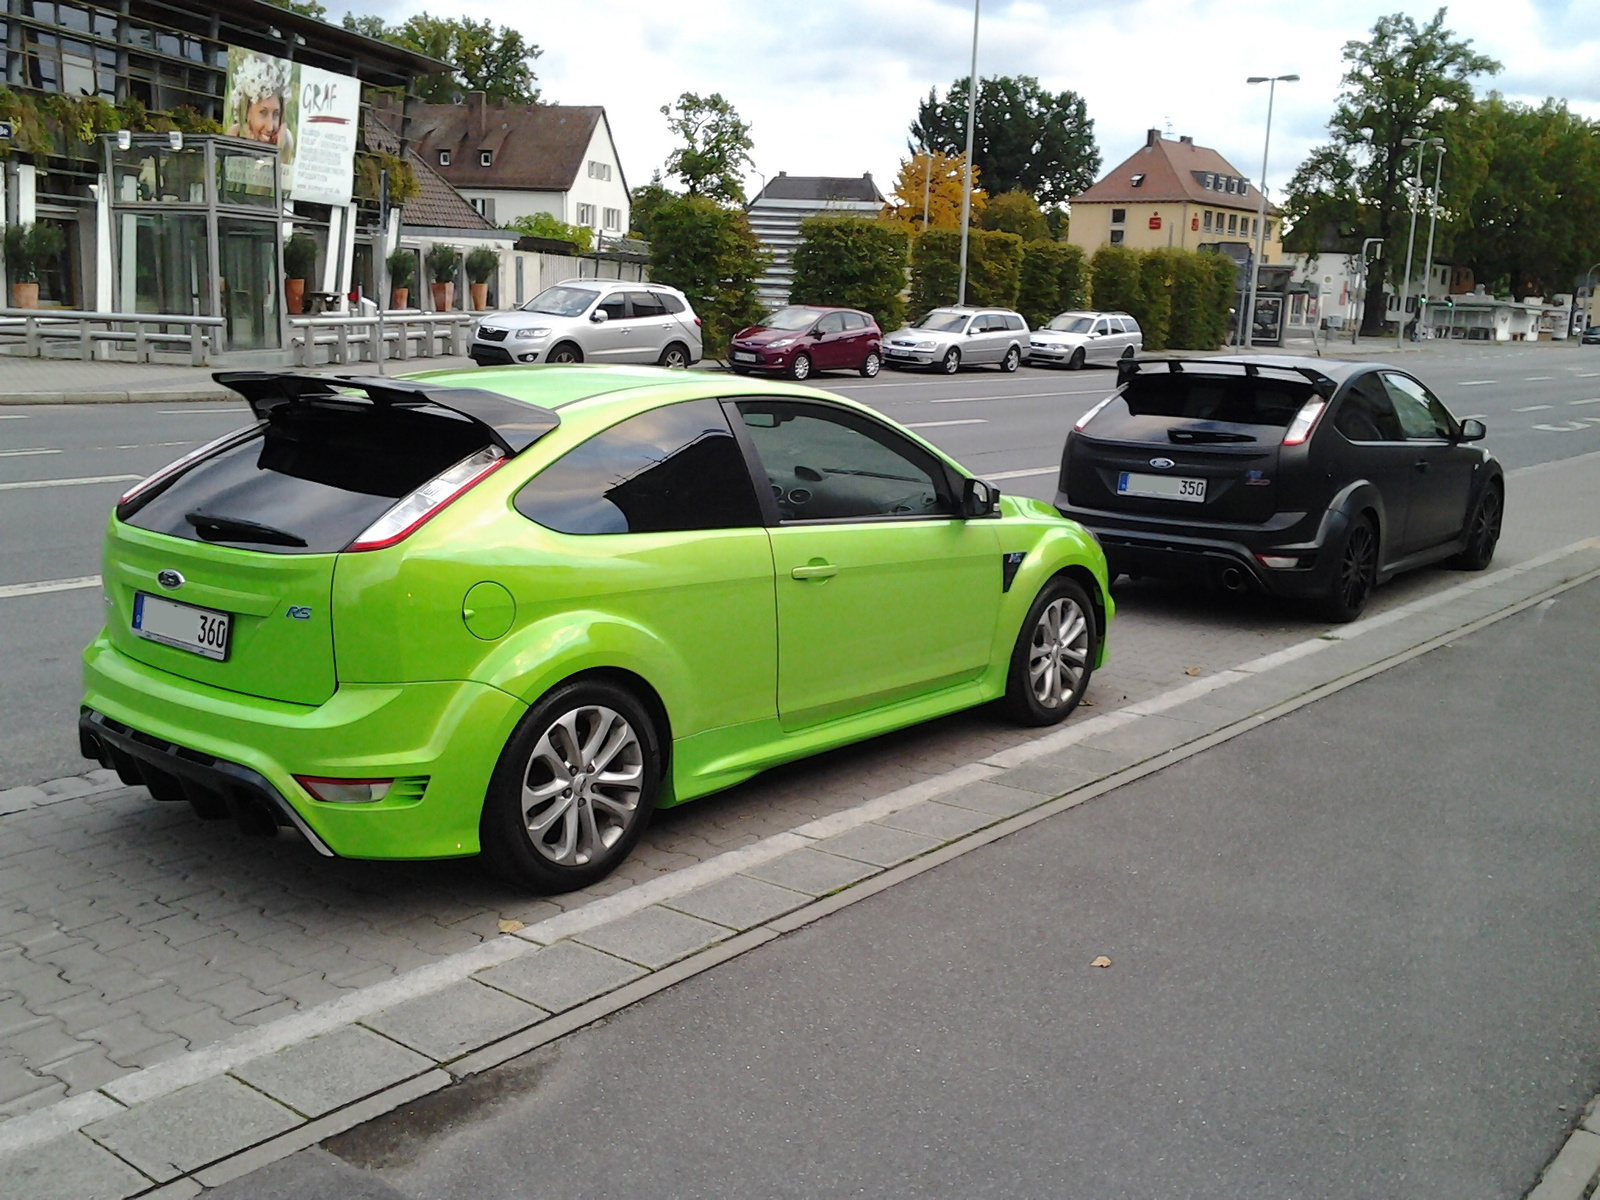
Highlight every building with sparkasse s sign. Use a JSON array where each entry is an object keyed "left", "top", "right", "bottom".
[
  {"left": 1067, "top": 129, "right": 1283, "bottom": 263},
  {"left": 0, "top": 0, "right": 463, "bottom": 358}
]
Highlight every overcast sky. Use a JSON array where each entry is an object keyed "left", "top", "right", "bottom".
[{"left": 345, "top": 0, "right": 1600, "bottom": 206}]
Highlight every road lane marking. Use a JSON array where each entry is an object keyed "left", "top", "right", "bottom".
[
  {"left": 1570, "top": 398, "right": 1600, "bottom": 405},
  {"left": 904, "top": 419, "right": 987, "bottom": 428},
  {"left": 1579, "top": 373, "right": 1600, "bottom": 378},
  {"left": 1456, "top": 380, "right": 1496, "bottom": 386},
  {"left": 1515, "top": 404, "right": 1554, "bottom": 412},
  {"left": 930, "top": 389, "right": 1106, "bottom": 404},
  {"left": 1525, "top": 375, "right": 1553, "bottom": 381},
  {"left": 157, "top": 407, "right": 249, "bottom": 414},
  {"left": 0, "top": 414, "right": 28, "bottom": 420},
  {"left": 0, "top": 448, "right": 61, "bottom": 458},
  {"left": 0, "top": 473, "right": 140, "bottom": 492},
  {"left": 0, "top": 575, "right": 100, "bottom": 600},
  {"left": 986, "top": 466, "right": 1056, "bottom": 480}
]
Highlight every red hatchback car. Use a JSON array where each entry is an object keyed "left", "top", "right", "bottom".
[{"left": 728, "top": 306, "right": 883, "bottom": 380}]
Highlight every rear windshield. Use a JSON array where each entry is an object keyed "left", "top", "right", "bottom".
[
  {"left": 119, "top": 401, "right": 490, "bottom": 554},
  {"left": 1120, "top": 373, "right": 1315, "bottom": 427}
]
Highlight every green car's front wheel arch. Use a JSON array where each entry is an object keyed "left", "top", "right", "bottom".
[
  {"left": 1003, "top": 574, "right": 1099, "bottom": 726},
  {"left": 481, "top": 675, "right": 664, "bottom": 893}
]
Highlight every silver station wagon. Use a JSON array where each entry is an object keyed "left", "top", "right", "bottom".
[
  {"left": 1028, "top": 311, "right": 1143, "bottom": 370},
  {"left": 883, "top": 306, "right": 1029, "bottom": 374}
]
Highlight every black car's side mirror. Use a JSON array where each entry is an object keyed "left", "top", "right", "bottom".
[
  {"left": 1457, "top": 418, "right": 1487, "bottom": 442},
  {"left": 962, "top": 476, "right": 999, "bottom": 517}
]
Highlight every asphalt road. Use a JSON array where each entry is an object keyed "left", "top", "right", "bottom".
[
  {"left": 205, "top": 572, "right": 1600, "bottom": 1200},
  {"left": 3, "top": 339, "right": 1599, "bottom": 787}
]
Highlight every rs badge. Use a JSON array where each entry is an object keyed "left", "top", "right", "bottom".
[{"left": 286, "top": 606, "right": 312, "bottom": 621}]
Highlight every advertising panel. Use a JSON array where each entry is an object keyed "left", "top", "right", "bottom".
[{"left": 223, "top": 47, "right": 360, "bottom": 206}]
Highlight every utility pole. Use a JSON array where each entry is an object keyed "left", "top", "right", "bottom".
[
  {"left": 956, "top": 0, "right": 980, "bottom": 306},
  {"left": 1397, "top": 136, "right": 1428, "bottom": 347},
  {"left": 921, "top": 151, "right": 932, "bottom": 232},
  {"left": 1418, "top": 140, "right": 1446, "bottom": 340},
  {"left": 1243, "top": 74, "right": 1298, "bottom": 348},
  {"left": 376, "top": 167, "right": 388, "bottom": 376}
]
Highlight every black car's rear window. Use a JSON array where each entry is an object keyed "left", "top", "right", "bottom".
[
  {"left": 1121, "top": 373, "right": 1315, "bottom": 427},
  {"left": 120, "top": 401, "right": 490, "bottom": 554}
]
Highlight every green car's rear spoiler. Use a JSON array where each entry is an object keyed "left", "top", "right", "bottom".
[{"left": 213, "top": 371, "right": 560, "bottom": 455}]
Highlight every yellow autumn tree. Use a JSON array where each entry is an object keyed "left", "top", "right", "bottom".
[{"left": 883, "top": 150, "right": 986, "bottom": 231}]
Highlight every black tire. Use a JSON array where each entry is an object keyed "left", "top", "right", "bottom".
[
  {"left": 730, "top": 364, "right": 753, "bottom": 376},
  {"left": 1450, "top": 482, "right": 1502, "bottom": 570},
  {"left": 1067, "top": 347, "right": 1085, "bottom": 371},
  {"left": 658, "top": 342, "right": 690, "bottom": 369},
  {"left": 1316, "top": 514, "right": 1379, "bottom": 623},
  {"left": 789, "top": 352, "right": 813, "bottom": 381},
  {"left": 1003, "top": 576, "right": 1098, "bottom": 726},
  {"left": 480, "top": 678, "right": 662, "bottom": 893},
  {"left": 546, "top": 342, "right": 582, "bottom": 365},
  {"left": 860, "top": 350, "right": 882, "bottom": 378},
  {"left": 1000, "top": 345, "right": 1021, "bottom": 372},
  {"left": 940, "top": 347, "right": 961, "bottom": 375},
  {"left": 1120, "top": 346, "right": 1135, "bottom": 361}
]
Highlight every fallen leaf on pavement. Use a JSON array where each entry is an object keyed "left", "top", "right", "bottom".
[
  {"left": 1091, "top": 955, "right": 1112, "bottom": 968},
  {"left": 1184, "top": 667, "right": 1202, "bottom": 676},
  {"left": 498, "top": 919, "right": 525, "bottom": 934}
]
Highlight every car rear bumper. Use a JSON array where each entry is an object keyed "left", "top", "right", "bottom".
[
  {"left": 1055, "top": 500, "right": 1346, "bottom": 599},
  {"left": 80, "top": 635, "right": 525, "bottom": 859}
]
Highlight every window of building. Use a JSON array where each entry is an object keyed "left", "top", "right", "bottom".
[
  {"left": 1130, "top": 173, "right": 1145, "bottom": 188},
  {"left": 576, "top": 202, "right": 597, "bottom": 226},
  {"left": 603, "top": 207, "right": 622, "bottom": 231},
  {"left": 1204, "top": 173, "right": 1215, "bottom": 189},
  {"left": 1109, "top": 229, "right": 1125, "bottom": 245},
  {"left": 1110, "top": 208, "right": 1126, "bottom": 225},
  {"left": 515, "top": 399, "right": 761, "bottom": 535},
  {"left": 1264, "top": 221, "right": 1273, "bottom": 240},
  {"left": 587, "top": 160, "right": 612, "bottom": 181},
  {"left": 1227, "top": 214, "right": 1237, "bottom": 234},
  {"left": 1203, "top": 210, "right": 1212, "bottom": 232},
  {"left": 438, "top": 150, "right": 451, "bottom": 167},
  {"left": 1240, "top": 182, "right": 1249, "bottom": 197},
  {"left": 1252, "top": 218, "right": 1259, "bottom": 237},
  {"left": 479, "top": 151, "right": 492, "bottom": 167},
  {"left": 469, "top": 197, "right": 496, "bottom": 221}
]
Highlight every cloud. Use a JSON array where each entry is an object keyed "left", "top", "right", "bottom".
[{"left": 345, "top": 0, "right": 1600, "bottom": 202}]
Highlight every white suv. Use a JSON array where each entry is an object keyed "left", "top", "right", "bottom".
[
  {"left": 1027, "top": 311, "right": 1142, "bottom": 369},
  {"left": 470, "top": 280, "right": 703, "bottom": 368}
]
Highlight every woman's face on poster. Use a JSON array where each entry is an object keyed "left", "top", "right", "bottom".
[{"left": 245, "top": 94, "right": 283, "bottom": 144}]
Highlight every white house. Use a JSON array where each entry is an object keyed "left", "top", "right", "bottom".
[
  {"left": 406, "top": 94, "right": 631, "bottom": 239},
  {"left": 746, "top": 173, "right": 885, "bottom": 309}
]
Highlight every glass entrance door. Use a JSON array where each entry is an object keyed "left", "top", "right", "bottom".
[{"left": 218, "top": 218, "right": 281, "bottom": 350}]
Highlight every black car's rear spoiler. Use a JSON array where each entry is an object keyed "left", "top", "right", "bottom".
[
  {"left": 1116, "top": 357, "right": 1337, "bottom": 397},
  {"left": 213, "top": 372, "right": 560, "bottom": 455}
]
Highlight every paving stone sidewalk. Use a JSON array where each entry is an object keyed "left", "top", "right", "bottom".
[{"left": 1, "top": 539, "right": 1596, "bottom": 1198}]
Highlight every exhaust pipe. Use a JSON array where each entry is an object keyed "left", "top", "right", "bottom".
[{"left": 1220, "top": 567, "right": 1245, "bottom": 593}]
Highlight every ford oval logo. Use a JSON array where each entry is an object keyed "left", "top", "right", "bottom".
[
  {"left": 156, "top": 569, "right": 184, "bottom": 590},
  {"left": 1149, "top": 457, "right": 1176, "bottom": 470}
]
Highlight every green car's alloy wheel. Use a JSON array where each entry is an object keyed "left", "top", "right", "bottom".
[
  {"left": 1004, "top": 576, "right": 1096, "bottom": 725},
  {"left": 483, "top": 679, "right": 661, "bottom": 892}
]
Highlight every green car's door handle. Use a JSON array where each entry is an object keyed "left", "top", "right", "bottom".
[{"left": 790, "top": 562, "right": 838, "bottom": 581}]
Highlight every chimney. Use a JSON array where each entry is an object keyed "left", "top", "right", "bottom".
[
  {"left": 467, "top": 90, "right": 487, "bottom": 139},
  {"left": 1146, "top": 128, "right": 1160, "bottom": 148},
  {"left": 1179, "top": 135, "right": 1193, "bottom": 144}
]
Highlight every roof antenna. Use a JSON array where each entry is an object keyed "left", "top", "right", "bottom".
[{"left": 1165, "top": 116, "right": 1174, "bottom": 136}]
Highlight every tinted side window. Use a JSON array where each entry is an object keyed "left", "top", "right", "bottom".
[
  {"left": 1383, "top": 373, "right": 1455, "bottom": 440},
  {"left": 735, "top": 400, "right": 952, "bottom": 522},
  {"left": 654, "top": 292, "right": 685, "bottom": 314},
  {"left": 1004, "top": 314, "right": 1025, "bottom": 331},
  {"left": 625, "top": 291, "right": 667, "bottom": 319},
  {"left": 515, "top": 399, "right": 762, "bottom": 535},
  {"left": 842, "top": 312, "right": 868, "bottom": 331},
  {"left": 596, "top": 292, "right": 628, "bottom": 321},
  {"left": 1093, "top": 319, "right": 1111, "bottom": 335},
  {"left": 1333, "top": 375, "right": 1406, "bottom": 442}
]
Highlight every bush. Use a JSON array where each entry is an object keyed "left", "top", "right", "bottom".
[
  {"left": 980, "top": 191, "right": 1050, "bottom": 241},
  {"left": 507, "top": 212, "right": 592, "bottom": 253},
  {"left": 385, "top": 248, "right": 416, "bottom": 290},
  {"left": 283, "top": 232, "right": 318, "bottom": 281},
  {"left": 1089, "top": 244, "right": 1143, "bottom": 316},
  {"left": 1089, "top": 245, "right": 1234, "bottom": 351},
  {"left": 789, "top": 216, "right": 909, "bottom": 333},
  {"left": 1056, "top": 242, "right": 1086, "bottom": 313},
  {"left": 908, "top": 228, "right": 1023, "bottom": 318},
  {"left": 646, "top": 194, "right": 767, "bottom": 356},
  {"left": 1171, "top": 250, "right": 1237, "bottom": 350},
  {"left": 424, "top": 243, "right": 462, "bottom": 284},
  {"left": 2, "top": 222, "right": 64, "bottom": 285},
  {"left": 1134, "top": 247, "right": 1185, "bottom": 352},
  {"left": 1018, "top": 240, "right": 1080, "bottom": 328},
  {"left": 909, "top": 228, "right": 962, "bottom": 318},
  {"left": 465, "top": 247, "right": 500, "bottom": 285}
]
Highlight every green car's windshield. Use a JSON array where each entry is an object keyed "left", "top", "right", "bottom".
[
  {"left": 914, "top": 311, "right": 968, "bottom": 333},
  {"left": 522, "top": 285, "right": 601, "bottom": 317}
]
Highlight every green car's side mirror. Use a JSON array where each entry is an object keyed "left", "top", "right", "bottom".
[{"left": 963, "top": 476, "right": 999, "bottom": 517}]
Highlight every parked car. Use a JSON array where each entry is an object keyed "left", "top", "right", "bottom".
[
  {"left": 82, "top": 366, "right": 1111, "bottom": 893},
  {"left": 1582, "top": 325, "right": 1600, "bottom": 345},
  {"left": 469, "top": 280, "right": 702, "bottom": 369},
  {"left": 1055, "top": 356, "right": 1503, "bottom": 622},
  {"left": 728, "top": 306, "right": 882, "bottom": 380},
  {"left": 882, "top": 307, "right": 1029, "bottom": 374},
  {"left": 1028, "top": 311, "right": 1142, "bottom": 370}
]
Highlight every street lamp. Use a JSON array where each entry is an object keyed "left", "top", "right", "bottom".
[
  {"left": 956, "top": 0, "right": 980, "bottom": 306},
  {"left": 1582, "top": 262, "right": 1600, "bottom": 332},
  {"left": 1396, "top": 135, "right": 1440, "bottom": 345},
  {"left": 1243, "top": 74, "right": 1298, "bottom": 348},
  {"left": 1419, "top": 140, "right": 1446, "bottom": 339}
]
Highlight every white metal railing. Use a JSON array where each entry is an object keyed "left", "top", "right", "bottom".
[
  {"left": 0, "top": 309, "right": 225, "bottom": 366},
  {"left": 288, "top": 311, "right": 479, "bottom": 366}
]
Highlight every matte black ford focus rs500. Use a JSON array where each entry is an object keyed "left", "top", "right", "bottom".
[{"left": 1054, "top": 357, "right": 1504, "bottom": 621}]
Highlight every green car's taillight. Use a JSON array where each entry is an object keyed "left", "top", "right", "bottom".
[{"left": 346, "top": 445, "right": 506, "bottom": 552}]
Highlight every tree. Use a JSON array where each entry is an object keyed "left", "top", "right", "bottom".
[
  {"left": 908, "top": 228, "right": 1022, "bottom": 315},
  {"left": 911, "top": 75, "right": 1100, "bottom": 207},
  {"left": 790, "top": 217, "right": 910, "bottom": 332},
  {"left": 882, "top": 151, "right": 984, "bottom": 231},
  {"left": 661, "top": 93, "right": 754, "bottom": 203},
  {"left": 980, "top": 190, "right": 1049, "bottom": 241},
  {"left": 342, "top": 13, "right": 542, "bottom": 105},
  {"left": 647, "top": 195, "right": 767, "bottom": 355},
  {"left": 268, "top": 0, "right": 326, "bottom": 18},
  {"left": 628, "top": 172, "right": 674, "bottom": 242},
  {"left": 1282, "top": 8, "right": 1499, "bottom": 333}
]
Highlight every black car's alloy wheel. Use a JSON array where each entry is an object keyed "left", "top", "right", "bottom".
[
  {"left": 1318, "top": 516, "right": 1378, "bottom": 623},
  {"left": 1451, "top": 484, "right": 1502, "bottom": 571},
  {"left": 941, "top": 347, "right": 961, "bottom": 374},
  {"left": 789, "top": 352, "right": 812, "bottom": 381},
  {"left": 482, "top": 679, "right": 661, "bottom": 893},
  {"left": 1004, "top": 576, "right": 1097, "bottom": 726}
]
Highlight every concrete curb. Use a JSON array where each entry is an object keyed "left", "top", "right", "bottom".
[{"left": 0, "top": 389, "right": 231, "bottom": 406}]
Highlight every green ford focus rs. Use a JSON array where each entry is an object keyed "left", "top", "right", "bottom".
[{"left": 81, "top": 366, "right": 1112, "bottom": 892}]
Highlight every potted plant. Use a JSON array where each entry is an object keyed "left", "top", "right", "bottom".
[
  {"left": 4, "top": 222, "right": 65, "bottom": 309},
  {"left": 386, "top": 248, "right": 416, "bottom": 309},
  {"left": 464, "top": 247, "right": 500, "bottom": 311},
  {"left": 282, "top": 232, "right": 318, "bottom": 315},
  {"left": 425, "top": 243, "right": 462, "bottom": 311}
]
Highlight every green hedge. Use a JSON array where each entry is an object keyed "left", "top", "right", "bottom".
[
  {"left": 1168, "top": 250, "right": 1236, "bottom": 350},
  {"left": 1089, "top": 244, "right": 1233, "bottom": 352},
  {"left": 646, "top": 194, "right": 768, "bottom": 356},
  {"left": 908, "top": 228, "right": 1023, "bottom": 318},
  {"left": 789, "top": 216, "right": 910, "bottom": 333},
  {"left": 1016, "top": 240, "right": 1088, "bottom": 329}
]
